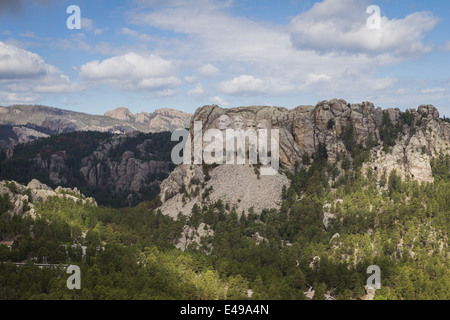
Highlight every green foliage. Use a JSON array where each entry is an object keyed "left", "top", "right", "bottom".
[
  {"left": 1, "top": 135, "right": 449, "bottom": 300},
  {"left": 431, "top": 153, "right": 450, "bottom": 182},
  {"left": 0, "top": 193, "right": 13, "bottom": 213},
  {"left": 327, "top": 119, "right": 335, "bottom": 130},
  {"left": 0, "top": 131, "right": 176, "bottom": 207},
  {"left": 339, "top": 126, "right": 371, "bottom": 169},
  {"left": 442, "top": 116, "right": 450, "bottom": 124},
  {"left": 380, "top": 112, "right": 398, "bottom": 153},
  {"left": 340, "top": 125, "right": 356, "bottom": 155},
  {"left": 380, "top": 110, "right": 415, "bottom": 153},
  {"left": 400, "top": 110, "right": 415, "bottom": 127}
]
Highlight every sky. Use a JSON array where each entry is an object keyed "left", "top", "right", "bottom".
[{"left": 0, "top": 0, "right": 449, "bottom": 117}]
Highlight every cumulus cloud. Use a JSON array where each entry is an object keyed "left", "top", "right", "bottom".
[
  {"left": 289, "top": 0, "right": 439, "bottom": 56},
  {"left": 127, "top": 1, "right": 410, "bottom": 99},
  {"left": 126, "top": 0, "right": 442, "bottom": 106},
  {"left": 79, "top": 52, "right": 181, "bottom": 92},
  {"left": 210, "top": 95, "right": 230, "bottom": 106},
  {"left": 0, "top": 42, "right": 48, "bottom": 79},
  {"left": 129, "top": 0, "right": 292, "bottom": 63},
  {"left": 0, "top": 42, "right": 78, "bottom": 104}
]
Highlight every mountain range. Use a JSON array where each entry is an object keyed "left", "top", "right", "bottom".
[
  {"left": 0, "top": 99, "right": 449, "bottom": 300},
  {"left": 159, "top": 100, "right": 450, "bottom": 217},
  {"left": 0, "top": 104, "right": 191, "bottom": 148}
]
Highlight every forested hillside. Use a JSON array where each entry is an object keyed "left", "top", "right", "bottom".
[
  {"left": 1, "top": 148, "right": 448, "bottom": 299},
  {"left": 0, "top": 131, "right": 178, "bottom": 207}
]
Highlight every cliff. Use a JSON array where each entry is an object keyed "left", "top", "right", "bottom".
[{"left": 159, "top": 99, "right": 450, "bottom": 217}]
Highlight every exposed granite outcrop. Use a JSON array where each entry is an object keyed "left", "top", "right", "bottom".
[{"left": 159, "top": 99, "right": 450, "bottom": 217}]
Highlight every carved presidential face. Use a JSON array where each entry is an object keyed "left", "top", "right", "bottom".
[
  {"left": 233, "top": 116, "right": 245, "bottom": 130},
  {"left": 257, "top": 120, "right": 268, "bottom": 130},
  {"left": 217, "top": 115, "right": 231, "bottom": 130},
  {"left": 245, "top": 119, "right": 256, "bottom": 130}
]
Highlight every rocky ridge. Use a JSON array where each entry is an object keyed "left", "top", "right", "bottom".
[
  {"left": 78, "top": 132, "right": 175, "bottom": 205},
  {"left": 1, "top": 131, "right": 177, "bottom": 207},
  {"left": 0, "top": 104, "right": 191, "bottom": 148},
  {"left": 0, "top": 179, "right": 96, "bottom": 217},
  {"left": 159, "top": 99, "right": 450, "bottom": 217}
]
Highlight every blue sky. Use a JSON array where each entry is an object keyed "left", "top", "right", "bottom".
[{"left": 0, "top": 0, "right": 449, "bottom": 117}]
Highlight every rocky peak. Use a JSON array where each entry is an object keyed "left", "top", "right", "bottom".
[
  {"left": 0, "top": 105, "right": 192, "bottom": 147},
  {"left": 0, "top": 179, "right": 96, "bottom": 217},
  {"left": 104, "top": 107, "right": 134, "bottom": 121},
  {"left": 159, "top": 99, "right": 450, "bottom": 217},
  {"left": 155, "top": 108, "right": 191, "bottom": 119},
  {"left": 418, "top": 105, "right": 440, "bottom": 120}
]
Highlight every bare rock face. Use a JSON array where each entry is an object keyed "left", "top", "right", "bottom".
[
  {"left": 159, "top": 99, "right": 450, "bottom": 217},
  {"left": 0, "top": 104, "right": 191, "bottom": 144},
  {"left": 366, "top": 108, "right": 450, "bottom": 183},
  {"left": 176, "top": 223, "right": 214, "bottom": 251},
  {"left": 0, "top": 179, "right": 96, "bottom": 217},
  {"left": 104, "top": 107, "right": 192, "bottom": 132},
  {"left": 34, "top": 153, "right": 68, "bottom": 185},
  {"left": 104, "top": 107, "right": 134, "bottom": 122},
  {"left": 0, "top": 125, "right": 50, "bottom": 149},
  {"left": 362, "top": 285, "right": 376, "bottom": 300},
  {"left": 159, "top": 164, "right": 290, "bottom": 218},
  {"left": 12, "top": 127, "right": 50, "bottom": 144},
  {"left": 184, "top": 100, "right": 387, "bottom": 168},
  {"left": 77, "top": 132, "right": 175, "bottom": 206}
]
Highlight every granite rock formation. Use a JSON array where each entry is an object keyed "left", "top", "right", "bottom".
[
  {"left": 0, "top": 104, "right": 191, "bottom": 148},
  {"left": 159, "top": 99, "right": 450, "bottom": 217}
]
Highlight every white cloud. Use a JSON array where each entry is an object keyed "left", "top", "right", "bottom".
[
  {"left": 210, "top": 96, "right": 229, "bottom": 106},
  {"left": 421, "top": 87, "right": 446, "bottom": 94},
  {"left": 52, "top": 34, "right": 114, "bottom": 55},
  {"left": 184, "top": 75, "right": 197, "bottom": 83},
  {"left": 157, "top": 89, "right": 177, "bottom": 97},
  {"left": 370, "top": 77, "right": 397, "bottom": 91},
  {"left": 0, "top": 42, "right": 78, "bottom": 104},
  {"left": 0, "top": 41, "right": 47, "bottom": 79},
  {"left": 198, "top": 63, "right": 220, "bottom": 78},
  {"left": 130, "top": 1, "right": 432, "bottom": 104},
  {"left": 120, "top": 27, "right": 139, "bottom": 37},
  {"left": 129, "top": 1, "right": 292, "bottom": 63},
  {"left": 0, "top": 92, "right": 39, "bottom": 104},
  {"left": 119, "top": 27, "right": 152, "bottom": 42},
  {"left": 81, "top": 17, "right": 106, "bottom": 35},
  {"left": 81, "top": 18, "right": 94, "bottom": 31},
  {"left": 80, "top": 52, "right": 181, "bottom": 92},
  {"left": 304, "top": 73, "right": 332, "bottom": 86},
  {"left": 289, "top": 0, "right": 438, "bottom": 56},
  {"left": 220, "top": 75, "right": 294, "bottom": 96},
  {"left": 188, "top": 83, "right": 204, "bottom": 96}
]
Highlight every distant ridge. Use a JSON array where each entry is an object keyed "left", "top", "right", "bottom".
[{"left": 0, "top": 104, "right": 191, "bottom": 148}]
